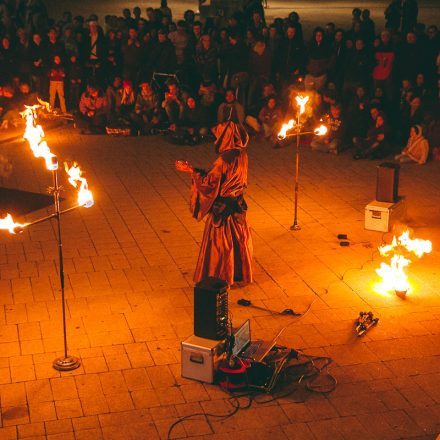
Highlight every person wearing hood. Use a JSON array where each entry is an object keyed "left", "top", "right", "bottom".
[
  {"left": 175, "top": 121, "right": 253, "bottom": 287},
  {"left": 395, "top": 124, "right": 429, "bottom": 164}
]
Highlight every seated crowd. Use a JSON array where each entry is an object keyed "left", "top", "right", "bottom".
[{"left": 0, "top": 0, "right": 439, "bottom": 164}]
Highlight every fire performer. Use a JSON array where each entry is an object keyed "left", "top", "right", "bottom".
[{"left": 176, "top": 121, "right": 253, "bottom": 287}]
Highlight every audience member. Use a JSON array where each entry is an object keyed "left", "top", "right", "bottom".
[{"left": 395, "top": 124, "right": 429, "bottom": 164}]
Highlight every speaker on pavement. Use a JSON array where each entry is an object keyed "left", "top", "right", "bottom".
[
  {"left": 194, "top": 277, "right": 228, "bottom": 340},
  {"left": 376, "top": 162, "right": 400, "bottom": 203}
]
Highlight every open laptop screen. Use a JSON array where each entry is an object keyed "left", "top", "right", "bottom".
[{"left": 232, "top": 320, "right": 250, "bottom": 356}]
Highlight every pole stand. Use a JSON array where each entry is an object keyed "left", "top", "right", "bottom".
[
  {"left": 290, "top": 224, "right": 301, "bottom": 231},
  {"left": 53, "top": 356, "right": 81, "bottom": 371}
]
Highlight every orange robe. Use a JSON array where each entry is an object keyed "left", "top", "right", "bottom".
[{"left": 190, "top": 148, "right": 253, "bottom": 286}]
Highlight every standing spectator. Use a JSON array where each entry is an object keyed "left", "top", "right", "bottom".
[
  {"left": 247, "top": 39, "right": 271, "bottom": 109},
  {"left": 281, "top": 24, "right": 306, "bottom": 83},
  {"left": 372, "top": 30, "right": 395, "bottom": 102},
  {"left": 267, "top": 24, "right": 283, "bottom": 81},
  {"left": 401, "top": 0, "right": 418, "bottom": 34},
  {"left": 122, "top": 8, "right": 136, "bottom": 30},
  {"left": 106, "top": 75, "right": 123, "bottom": 114},
  {"left": 385, "top": 0, "right": 401, "bottom": 32},
  {"left": 150, "top": 29, "right": 176, "bottom": 74},
  {"left": 361, "top": 9, "right": 375, "bottom": 44},
  {"left": 46, "top": 27, "right": 65, "bottom": 63},
  {"left": 16, "top": 28, "right": 32, "bottom": 83},
  {"left": 84, "top": 19, "right": 106, "bottom": 83},
  {"left": 121, "top": 28, "right": 143, "bottom": 84},
  {"left": 30, "top": 32, "right": 47, "bottom": 96},
  {"left": 194, "top": 34, "right": 218, "bottom": 82},
  {"left": 396, "top": 31, "right": 425, "bottom": 82},
  {"left": 305, "top": 27, "right": 332, "bottom": 91},
  {"left": 342, "top": 38, "right": 373, "bottom": 103},
  {"left": 48, "top": 55, "right": 67, "bottom": 114},
  {"left": 168, "top": 20, "right": 190, "bottom": 67},
  {"left": 224, "top": 33, "right": 249, "bottom": 104},
  {"left": 329, "top": 29, "right": 346, "bottom": 90},
  {"left": 0, "top": 37, "right": 16, "bottom": 84},
  {"left": 160, "top": 0, "right": 172, "bottom": 21},
  {"left": 67, "top": 54, "right": 83, "bottom": 110}
]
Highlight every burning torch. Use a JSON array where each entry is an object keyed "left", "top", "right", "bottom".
[
  {"left": 277, "top": 95, "right": 328, "bottom": 230},
  {"left": 0, "top": 101, "right": 93, "bottom": 371}
]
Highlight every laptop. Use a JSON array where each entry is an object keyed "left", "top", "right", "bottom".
[{"left": 232, "top": 320, "right": 277, "bottom": 363}]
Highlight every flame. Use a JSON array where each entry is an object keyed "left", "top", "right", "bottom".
[
  {"left": 375, "top": 229, "right": 432, "bottom": 296},
  {"left": 0, "top": 214, "right": 28, "bottom": 234},
  {"left": 296, "top": 95, "right": 309, "bottom": 115},
  {"left": 37, "top": 98, "right": 51, "bottom": 112},
  {"left": 314, "top": 125, "right": 328, "bottom": 136},
  {"left": 64, "top": 162, "right": 94, "bottom": 208},
  {"left": 21, "top": 104, "right": 58, "bottom": 170},
  {"left": 277, "top": 119, "right": 295, "bottom": 140}
]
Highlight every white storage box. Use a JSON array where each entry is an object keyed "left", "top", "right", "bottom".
[
  {"left": 181, "top": 335, "right": 225, "bottom": 383},
  {"left": 365, "top": 198, "right": 406, "bottom": 232}
]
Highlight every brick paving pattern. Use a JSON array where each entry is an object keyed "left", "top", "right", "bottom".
[{"left": 0, "top": 128, "right": 439, "bottom": 439}]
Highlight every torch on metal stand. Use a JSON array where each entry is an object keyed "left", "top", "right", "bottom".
[
  {"left": 277, "top": 96, "right": 327, "bottom": 231},
  {"left": 50, "top": 167, "right": 80, "bottom": 371},
  {"left": 0, "top": 101, "right": 94, "bottom": 371},
  {"left": 291, "top": 114, "right": 301, "bottom": 231}
]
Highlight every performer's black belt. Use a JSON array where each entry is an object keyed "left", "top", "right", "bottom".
[{"left": 212, "top": 195, "right": 247, "bottom": 220}]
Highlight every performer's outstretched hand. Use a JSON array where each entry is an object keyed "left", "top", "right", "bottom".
[{"left": 175, "top": 160, "right": 194, "bottom": 174}]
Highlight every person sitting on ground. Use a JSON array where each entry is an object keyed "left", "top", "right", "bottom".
[
  {"left": 198, "top": 77, "right": 221, "bottom": 126},
  {"left": 162, "top": 79, "right": 185, "bottom": 129},
  {"left": 133, "top": 80, "right": 160, "bottom": 134},
  {"left": 258, "top": 95, "right": 283, "bottom": 144},
  {"left": 346, "top": 85, "right": 370, "bottom": 141},
  {"left": 217, "top": 88, "right": 245, "bottom": 125},
  {"left": 76, "top": 82, "right": 108, "bottom": 134},
  {"left": 115, "top": 79, "right": 136, "bottom": 126},
  {"left": 353, "top": 111, "right": 391, "bottom": 159},
  {"left": 395, "top": 124, "right": 429, "bottom": 164},
  {"left": 106, "top": 76, "right": 123, "bottom": 114},
  {"left": 173, "top": 96, "right": 209, "bottom": 144},
  {"left": 310, "top": 103, "right": 345, "bottom": 154}
]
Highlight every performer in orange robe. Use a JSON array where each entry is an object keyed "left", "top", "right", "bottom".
[{"left": 176, "top": 121, "right": 253, "bottom": 286}]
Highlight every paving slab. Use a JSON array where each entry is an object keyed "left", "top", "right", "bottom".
[{"left": 0, "top": 126, "right": 439, "bottom": 439}]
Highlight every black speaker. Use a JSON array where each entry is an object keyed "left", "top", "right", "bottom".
[
  {"left": 376, "top": 162, "right": 400, "bottom": 203},
  {"left": 194, "top": 277, "right": 228, "bottom": 340}
]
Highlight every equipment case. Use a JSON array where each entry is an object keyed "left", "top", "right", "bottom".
[
  {"left": 181, "top": 335, "right": 225, "bottom": 383},
  {"left": 365, "top": 198, "right": 406, "bottom": 232}
]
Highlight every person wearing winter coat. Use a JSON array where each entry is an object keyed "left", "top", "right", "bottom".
[{"left": 395, "top": 124, "right": 429, "bottom": 164}]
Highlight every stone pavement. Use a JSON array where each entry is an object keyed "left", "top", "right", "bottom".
[{"left": 0, "top": 126, "right": 439, "bottom": 440}]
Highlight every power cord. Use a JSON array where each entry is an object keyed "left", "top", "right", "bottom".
[{"left": 167, "top": 350, "right": 336, "bottom": 439}]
